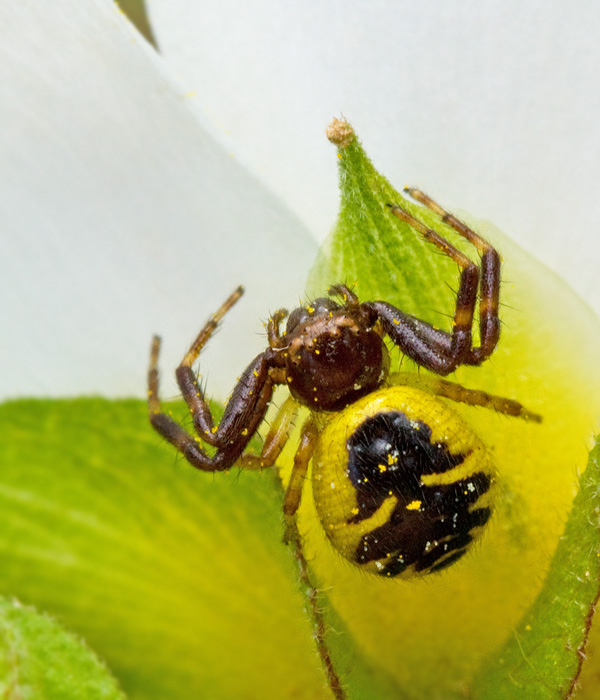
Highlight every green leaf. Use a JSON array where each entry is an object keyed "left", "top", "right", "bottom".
[
  {"left": 309, "top": 119, "right": 461, "bottom": 317},
  {"left": 293, "top": 119, "right": 600, "bottom": 698},
  {"left": 0, "top": 596, "right": 125, "bottom": 700},
  {"left": 472, "top": 438, "right": 600, "bottom": 699},
  {"left": 1, "top": 120, "right": 599, "bottom": 700},
  {"left": 0, "top": 399, "right": 332, "bottom": 700}
]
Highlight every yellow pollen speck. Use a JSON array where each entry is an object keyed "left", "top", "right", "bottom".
[
  {"left": 211, "top": 426, "right": 218, "bottom": 434},
  {"left": 253, "top": 371, "right": 259, "bottom": 377},
  {"left": 406, "top": 500, "right": 422, "bottom": 511},
  {"left": 378, "top": 464, "right": 387, "bottom": 473},
  {"left": 313, "top": 387, "right": 317, "bottom": 392},
  {"left": 525, "top": 624, "right": 531, "bottom": 631},
  {"left": 351, "top": 507, "right": 359, "bottom": 515},
  {"left": 287, "top": 376, "right": 293, "bottom": 382},
  {"left": 241, "top": 428, "right": 248, "bottom": 436},
  {"left": 307, "top": 306, "right": 315, "bottom": 313},
  {"left": 315, "top": 349, "right": 320, "bottom": 354},
  {"left": 314, "top": 397, "right": 319, "bottom": 402},
  {"left": 387, "top": 453, "right": 397, "bottom": 465},
  {"left": 337, "top": 153, "right": 342, "bottom": 159},
  {"left": 393, "top": 319, "right": 400, "bottom": 325}
]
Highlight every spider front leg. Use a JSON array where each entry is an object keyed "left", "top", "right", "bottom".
[
  {"left": 370, "top": 193, "right": 501, "bottom": 375},
  {"left": 404, "top": 187, "right": 501, "bottom": 365},
  {"left": 148, "top": 287, "right": 282, "bottom": 471}
]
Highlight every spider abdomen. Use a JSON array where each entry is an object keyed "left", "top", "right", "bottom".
[{"left": 311, "top": 386, "right": 495, "bottom": 577}]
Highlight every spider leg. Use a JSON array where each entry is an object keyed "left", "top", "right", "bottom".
[
  {"left": 387, "top": 203, "right": 479, "bottom": 368},
  {"left": 328, "top": 283, "right": 359, "bottom": 308},
  {"left": 238, "top": 397, "right": 300, "bottom": 469},
  {"left": 283, "top": 417, "right": 319, "bottom": 517},
  {"left": 267, "top": 308, "right": 289, "bottom": 348},
  {"left": 404, "top": 188, "right": 501, "bottom": 365},
  {"left": 148, "top": 336, "right": 230, "bottom": 470},
  {"left": 389, "top": 372, "right": 542, "bottom": 422},
  {"left": 382, "top": 195, "right": 501, "bottom": 372},
  {"left": 148, "top": 288, "right": 283, "bottom": 472},
  {"left": 361, "top": 301, "right": 447, "bottom": 374}
]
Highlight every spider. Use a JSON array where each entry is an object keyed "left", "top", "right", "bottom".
[{"left": 148, "top": 188, "right": 541, "bottom": 578}]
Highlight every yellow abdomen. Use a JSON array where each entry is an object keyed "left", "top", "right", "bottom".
[{"left": 311, "top": 386, "right": 495, "bottom": 577}]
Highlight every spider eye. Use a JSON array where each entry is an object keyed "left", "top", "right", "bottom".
[
  {"left": 285, "top": 307, "right": 310, "bottom": 334},
  {"left": 285, "top": 298, "right": 340, "bottom": 334}
]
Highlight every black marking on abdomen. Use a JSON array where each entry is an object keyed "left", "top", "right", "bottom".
[
  {"left": 355, "top": 474, "right": 491, "bottom": 576},
  {"left": 345, "top": 410, "right": 491, "bottom": 576},
  {"left": 346, "top": 410, "right": 473, "bottom": 525}
]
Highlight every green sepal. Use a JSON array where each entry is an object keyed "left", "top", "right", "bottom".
[
  {"left": 297, "top": 120, "right": 600, "bottom": 698},
  {"left": 472, "top": 438, "right": 600, "bottom": 699},
  {"left": 0, "top": 596, "right": 125, "bottom": 700}
]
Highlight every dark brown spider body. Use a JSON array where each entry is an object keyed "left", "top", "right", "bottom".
[
  {"left": 279, "top": 294, "right": 389, "bottom": 412},
  {"left": 147, "top": 187, "right": 541, "bottom": 578}
]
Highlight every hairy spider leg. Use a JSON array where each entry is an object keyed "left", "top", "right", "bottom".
[
  {"left": 370, "top": 204, "right": 477, "bottom": 374},
  {"left": 328, "top": 283, "right": 359, "bottom": 308},
  {"left": 238, "top": 396, "right": 300, "bottom": 470},
  {"left": 282, "top": 417, "right": 319, "bottom": 517},
  {"left": 239, "top": 399, "right": 318, "bottom": 518},
  {"left": 375, "top": 196, "right": 500, "bottom": 374},
  {"left": 148, "top": 287, "right": 281, "bottom": 471},
  {"left": 404, "top": 188, "right": 501, "bottom": 365},
  {"left": 389, "top": 372, "right": 542, "bottom": 422},
  {"left": 267, "top": 308, "right": 289, "bottom": 348}
]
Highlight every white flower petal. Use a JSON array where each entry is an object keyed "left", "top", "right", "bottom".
[
  {"left": 149, "top": 0, "right": 600, "bottom": 313},
  {"left": 0, "top": 2, "right": 317, "bottom": 400}
]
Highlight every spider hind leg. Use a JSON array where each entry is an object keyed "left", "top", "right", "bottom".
[{"left": 390, "top": 372, "right": 542, "bottom": 423}]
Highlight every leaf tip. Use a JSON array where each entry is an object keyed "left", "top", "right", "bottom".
[{"left": 326, "top": 117, "right": 355, "bottom": 148}]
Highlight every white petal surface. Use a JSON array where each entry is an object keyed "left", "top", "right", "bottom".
[
  {"left": 0, "top": 1, "right": 316, "bottom": 400},
  {"left": 148, "top": 0, "right": 600, "bottom": 314}
]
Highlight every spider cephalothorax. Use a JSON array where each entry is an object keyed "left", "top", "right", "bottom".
[
  {"left": 148, "top": 188, "right": 541, "bottom": 578},
  {"left": 272, "top": 288, "right": 389, "bottom": 411}
]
